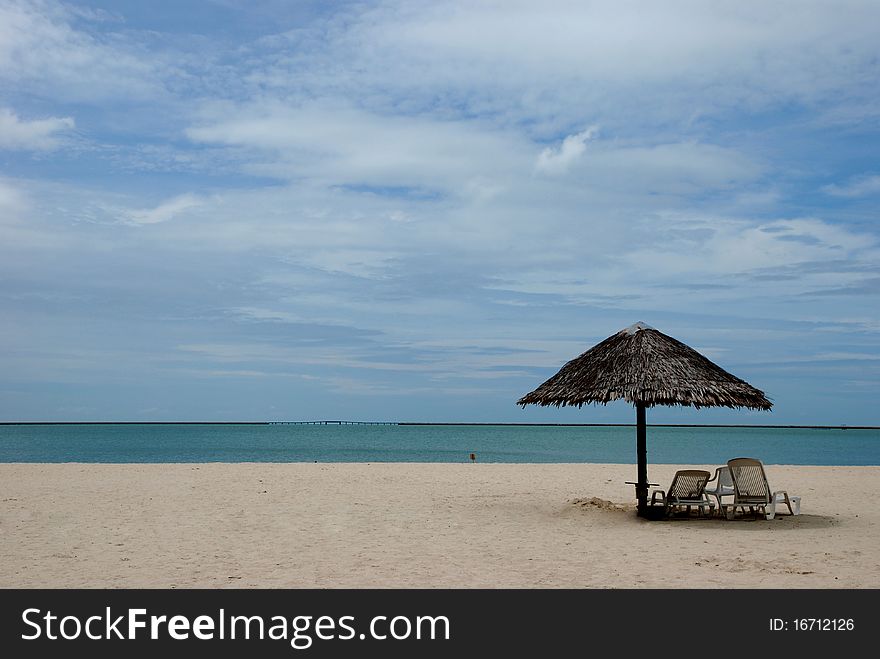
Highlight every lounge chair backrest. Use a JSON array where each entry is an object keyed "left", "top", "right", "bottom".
[
  {"left": 717, "top": 466, "right": 733, "bottom": 488},
  {"left": 728, "top": 457, "right": 771, "bottom": 504},
  {"left": 668, "top": 469, "right": 711, "bottom": 503}
]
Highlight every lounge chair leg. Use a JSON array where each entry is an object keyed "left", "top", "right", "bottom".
[
  {"left": 790, "top": 496, "right": 801, "bottom": 516},
  {"left": 725, "top": 506, "right": 735, "bottom": 521},
  {"left": 766, "top": 501, "right": 776, "bottom": 520}
]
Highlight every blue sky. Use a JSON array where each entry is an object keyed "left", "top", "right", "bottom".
[{"left": 1, "top": 0, "right": 878, "bottom": 424}]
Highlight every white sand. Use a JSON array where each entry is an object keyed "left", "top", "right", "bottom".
[{"left": 1, "top": 463, "right": 877, "bottom": 588}]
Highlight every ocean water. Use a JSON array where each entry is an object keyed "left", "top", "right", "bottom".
[{"left": 0, "top": 423, "right": 877, "bottom": 465}]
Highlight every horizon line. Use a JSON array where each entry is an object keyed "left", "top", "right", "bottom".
[{"left": 0, "top": 421, "right": 877, "bottom": 430}]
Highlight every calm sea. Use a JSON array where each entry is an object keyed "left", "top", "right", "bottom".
[{"left": 0, "top": 423, "right": 877, "bottom": 465}]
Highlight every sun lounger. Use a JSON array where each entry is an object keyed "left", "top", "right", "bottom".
[
  {"left": 725, "top": 457, "right": 801, "bottom": 520},
  {"left": 648, "top": 469, "right": 714, "bottom": 517}
]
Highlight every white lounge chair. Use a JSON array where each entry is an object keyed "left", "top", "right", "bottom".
[
  {"left": 648, "top": 469, "right": 714, "bottom": 518},
  {"left": 725, "top": 457, "right": 801, "bottom": 520}
]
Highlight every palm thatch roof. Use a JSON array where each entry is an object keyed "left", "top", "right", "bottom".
[{"left": 517, "top": 322, "right": 772, "bottom": 410}]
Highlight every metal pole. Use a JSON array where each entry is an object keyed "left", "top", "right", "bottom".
[{"left": 636, "top": 403, "right": 647, "bottom": 517}]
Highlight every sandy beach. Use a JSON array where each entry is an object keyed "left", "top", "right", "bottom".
[{"left": 1, "top": 463, "right": 877, "bottom": 588}]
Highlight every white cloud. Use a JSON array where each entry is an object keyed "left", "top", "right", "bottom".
[
  {"left": 0, "top": 107, "right": 74, "bottom": 150},
  {"left": 0, "top": 0, "right": 171, "bottom": 102},
  {"left": 122, "top": 194, "right": 204, "bottom": 226},
  {"left": 186, "top": 102, "right": 533, "bottom": 189},
  {"left": 577, "top": 141, "right": 761, "bottom": 193},
  {"left": 607, "top": 215, "right": 878, "bottom": 301},
  {"left": 0, "top": 178, "right": 78, "bottom": 250},
  {"left": 535, "top": 127, "right": 597, "bottom": 175},
  {"left": 822, "top": 174, "right": 880, "bottom": 198},
  {"left": 0, "top": 179, "right": 27, "bottom": 215},
  {"left": 248, "top": 1, "right": 880, "bottom": 131}
]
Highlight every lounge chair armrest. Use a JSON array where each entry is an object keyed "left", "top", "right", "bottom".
[{"left": 650, "top": 490, "right": 666, "bottom": 505}]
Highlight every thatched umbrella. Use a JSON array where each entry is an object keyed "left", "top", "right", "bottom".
[{"left": 517, "top": 322, "right": 772, "bottom": 517}]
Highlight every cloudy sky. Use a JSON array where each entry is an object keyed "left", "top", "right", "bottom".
[{"left": 1, "top": 0, "right": 878, "bottom": 424}]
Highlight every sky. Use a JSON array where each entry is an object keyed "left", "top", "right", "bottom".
[{"left": 1, "top": 0, "right": 878, "bottom": 424}]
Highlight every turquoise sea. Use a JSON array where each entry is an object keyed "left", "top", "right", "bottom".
[{"left": 0, "top": 423, "right": 877, "bottom": 465}]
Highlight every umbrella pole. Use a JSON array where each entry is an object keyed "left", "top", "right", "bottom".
[{"left": 636, "top": 403, "right": 647, "bottom": 516}]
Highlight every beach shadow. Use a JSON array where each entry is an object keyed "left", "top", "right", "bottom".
[
  {"left": 567, "top": 499, "right": 840, "bottom": 529},
  {"left": 643, "top": 513, "right": 840, "bottom": 530}
]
